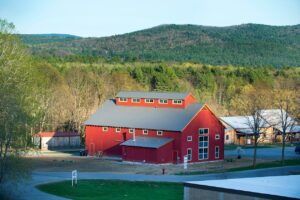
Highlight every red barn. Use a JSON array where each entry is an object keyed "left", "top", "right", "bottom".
[{"left": 85, "top": 91, "right": 224, "bottom": 164}]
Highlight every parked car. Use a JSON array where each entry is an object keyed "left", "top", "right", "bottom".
[
  {"left": 295, "top": 143, "right": 300, "bottom": 154},
  {"left": 79, "top": 149, "right": 88, "bottom": 156}
]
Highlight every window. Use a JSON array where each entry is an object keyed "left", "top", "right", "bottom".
[
  {"left": 116, "top": 127, "right": 121, "bottom": 133},
  {"left": 215, "top": 134, "right": 220, "bottom": 140},
  {"left": 187, "top": 136, "right": 192, "bottom": 142},
  {"left": 187, "top": 149, "right": 192, "bottom": 161},
  {"left": 102, "top": 127, "right": 108, "bottom": 132},
  {"left": 215, "top": 146, "right": 220, "bottom": 158},
  {"left": 199, "top": 128, "right": 209, "bottom": 134},
  {"left": 143, "top": 129, "right": 148, "bottom": 135},
  {"left": 159, "top": 99, "right": 168, "bottom": 104},
  {"left": 129, "top": 128, "right": 135, "bottom": 134},
  {"left": 145, "top": 98, "right": 154, "bottom": 103},
  {"left": 172, "top": 99, "right": 182, "bottom": 104},
  {"left": 199, "top": 128, "right": 209, "bottom": 160},
  {"left": 119, "top": 97, "right": 127, "bottom": 102},
  {"left": 157, "top": 131, "right": 163, "bottom": 136},
  {"left": 225, "top": 135, "right": 229, "bottom": 140},
  {"left": 132, "top": 98, "right": 140, "bottom": 103}
]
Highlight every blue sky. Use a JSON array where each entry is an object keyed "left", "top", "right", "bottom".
[{"left": 0, "top": 0, "right": 299, "bottom": 37}]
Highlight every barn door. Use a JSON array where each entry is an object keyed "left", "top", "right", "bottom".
[
  {"left": 90, "top": 143, "right": 95, "bottom": 156},
  {"left": 123, "top": 132, "right": 127, "bottom": 141},
  {"left": 173, "top": 151, "right": 178, "bottom": 164}
]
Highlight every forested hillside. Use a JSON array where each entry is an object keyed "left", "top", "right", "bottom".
[{"left": 21, "top": 24, "right": 300, "bottom": 67}]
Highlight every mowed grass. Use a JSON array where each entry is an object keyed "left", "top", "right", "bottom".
[{"left": 37, "top": 180, "right": 183, "bottom": 200}]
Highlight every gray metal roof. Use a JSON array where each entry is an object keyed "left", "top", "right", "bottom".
[
  {"left": 84, "top": 100, "right": 203, "bottom": 131},
  {"left": 120, "top": 136, "right": 174, "bottom": 148},
  {"left": 220, "top": 116, "right": 269, "bottom": 129},
  {"left": 116, "top": 91, "right": 189, "bottom": 100}
]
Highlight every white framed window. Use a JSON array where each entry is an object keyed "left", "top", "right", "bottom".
[
  {"left": 116, "top": 127, "right": 121, "bottom": 133},
  {"left": 187, "top": 148, "right": 192, "bottom": 161},
  {"left": 187, "top": 136, "right": 192, "bottom": 142},
  {"left": 129, "top": 128, "right": 135, "bottom": 134},
  {"left": 159, "top": 99, "right": 168, "bottom": 104},
  {"left": 199, "top": 128, "right": 209, "bottom": 160},
  {"left": 102, "top": 127, "right": 108, "bottom": 132},
  {"left": 172, "top": 99, "right": 182, "bottom": 104},
  {"left": 157, "top": 130, "right": 163, "bottom": 136},
  {"left": 225, "top": 135, "right": 229, "bottom": 140},
  {"left": 215, "top": 134, "right": 220, "bottom": 140},
  {"left": 199, "top": 128, "right": 209, "bottom": 135},
  {"left": 131, "top": 98, "right": 140, "bottom": 103},
  {"left": 119, "top": 97, "right": 127, "bottom": 102},
  {"left": 145, "top": 98, "right": 154, "bottom": 103},
  {"left": 143, "top": 129, "right": 148, "bottom": 135},
  {"left": 215, "top": 146, "right": 220, "bottom": 158}
]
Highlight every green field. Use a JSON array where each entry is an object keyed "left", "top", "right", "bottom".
[{"left": 37, "top": 180, "right": 183, "bottom": 200}]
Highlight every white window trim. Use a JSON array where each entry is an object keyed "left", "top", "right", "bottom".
[
  {"left": 145, "top": 98, "right": 154, "bottom": 103},
  {"left": 172, "top": 99, "right": 183, "bottom": 105},
  {"left": 215, "top": 134, "right": 220, "bottom": 140},
  {"left": 143, "top": 129, "right": 148, "bottom": 135},
  {"left": 129, "top": 128, "right": 135, "bottom": 134},
  {"left": 131, "top": 98, "right": 140, "bottom": 103},
  {"left": 119, "top": 97, "right": 127, "bottom": 102},
  {"left": 187, "top": 136, "right": 192, "bottom": 142},
  {"left": 215, "top": 146, "right": 220, "bottom": 159},
  {"left": 102, "top": 127, "right": 108, "bottom": 132},
  {"left": 199, "top": 128, "right": 209, "bottom": 135},
  {"left": 159, "top": 99, "right": 168, "bottom": 104},
  {"left": 116, "top": 127, "right": 121, "bottom": 133},
  {"left": 198, "top": 128, "right": 209, "bottom": 160},
  {"left": 187, "top": 148, "right": 192, "bottom": 161},
  {"left": 157, "top": 130, "right": 163, "bottom": 136}
]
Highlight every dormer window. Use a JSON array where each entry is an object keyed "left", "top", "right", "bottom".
[
  {"left": 119, "top": 97, "right": 127, "bottom": 102},
  {"left": 145, "top": 98, "right": 154, "bottom": 103},
  {"left": 159, "top": 99, "right": 168, "bottom": 104},
  {"left": 132, "top": 98, "right": 140, "bottom": 103},
  {"left": 172, "top": 99, "right": 182, "bottom": 104}
]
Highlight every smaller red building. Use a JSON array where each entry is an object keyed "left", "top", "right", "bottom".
[{"left": 85, "top": 91, "right": 225, "bottom": 164}]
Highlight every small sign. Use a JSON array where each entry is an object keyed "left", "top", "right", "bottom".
[
  {"left": 72, "top": 170, "right": 77, "bottom": 187},
  {"left": 183, "top": 156, "right": 188, "bottom": 170}
]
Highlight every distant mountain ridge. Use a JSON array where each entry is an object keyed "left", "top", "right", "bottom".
[{"left": 20, "top": 23, "right": 300, "bottom": 66}]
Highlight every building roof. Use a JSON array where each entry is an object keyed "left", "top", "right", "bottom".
[
  {"left": 34, "top": 132, "right": 79, "bottom": 138},
  {"left": 260, "top": 109, "right": 297, "bottom": 133},
  {"left": 116, "top": 91, "right": 190, "bottom": 100},
  {"left": 120, "top": 136, "right": 174, "bottom": 148},
  {"left": 185, "top": 175, "right": 300, "bottom": 200},
  {"left": 220, "top": 116, "right": 269, "bottom": 130},
  {"left": 84, "top": 99, "right": 203, "bottom": 131}
]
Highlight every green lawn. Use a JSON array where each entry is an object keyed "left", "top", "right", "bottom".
[
  {"left": 228, "top": 159, "right": 300, "bottom": 172},
  {"left": 37, "top": 180, "right": 183, "bottom": 200}
]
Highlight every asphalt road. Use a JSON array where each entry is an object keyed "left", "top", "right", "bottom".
[
  {"left": 5, "top": 165, "right": 300, "bottom": 200},
  {"left": 225, "top": 147, "right": 299, "bottom": 159}
]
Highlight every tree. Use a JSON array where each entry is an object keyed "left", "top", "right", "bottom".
[
  {"left": 0, "top": 19, "right": 31, "bottom": 183},
  {"left": 272, "top": 90, "right": 298, "bottom": 165}
]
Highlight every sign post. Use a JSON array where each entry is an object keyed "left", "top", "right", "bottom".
[
  {"left": 72, "top": 170, "right": 77, "bottom": 187},
  {"left": 183, "top": 156, "right": 188, "bottom": 170}
]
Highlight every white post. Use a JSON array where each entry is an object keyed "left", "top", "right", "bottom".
[
  {"left": 133, "top": 129, "right": 136, "bottom": 141},
  {"left": 184, "top": 156, "right": 188, "bottom": 170},
  {"left": 72, "top": 170, "right": 77, "bottom": 187}
]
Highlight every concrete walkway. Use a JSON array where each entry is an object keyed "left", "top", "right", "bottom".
[{"left": 9, "top": 165, "right": 300, "bottom": 200}]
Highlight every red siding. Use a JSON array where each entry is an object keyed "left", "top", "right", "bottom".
[
  {"left": 122, "top": 141, "right": 173, "bottom": 164},
  {"left": 85, "top": 126, "right": 181, "bottom": 158},
  {"left": 181, "top": 105, "right": 225, "bottom": 163},
  {"left": 115, "top": 94, "right": 196, "bottom": 108}
]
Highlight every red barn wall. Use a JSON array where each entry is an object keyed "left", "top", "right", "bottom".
[
  {"left": 115, "top": 94, "right": 195, "bottom": 108},
  {"left": 122, "top": 141, "right": 173, "bottom": 164},
  {"left": 85, "top": 125, "right": 181, "bottom": 158},
  {"left": 181, "top": 105, "right": 225, "bottom": 163}
]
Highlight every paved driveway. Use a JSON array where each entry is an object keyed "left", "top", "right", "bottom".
[
  {"left": 6, "top": 165, "right": 300, "bottom": 200},
  {"left": 225, "top": 147, "right": 299, "bottom": 159}
]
